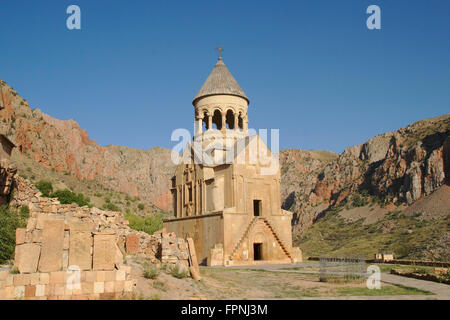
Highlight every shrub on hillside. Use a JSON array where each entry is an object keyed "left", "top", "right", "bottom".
[
  {"left": 35, "top": 180, "right": 53, "bottom": 197},
  {"left": 124, "top": 213, "right": 163, "bottom": 235},
  {"left": 51, "top": 189, "right": 90, "bottom": 207},
  {"left": 143, "top": 263, "right": 160, "bottom": 279},
  {"left": 138, "top": 203, "right": 145, "bottom": 210},
  {"left": 0, "top": 206, "right": 26, "bottom": 264},
  {"left": 169, "top": 264, "right": 189, "bottom": 279},
  {"left": 103, "top": 202, "right": 119, "bottom": 211}
]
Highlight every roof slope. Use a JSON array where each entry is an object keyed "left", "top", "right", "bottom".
[{"left": 193, "top": 57, "right": 249, "bottom": 105}]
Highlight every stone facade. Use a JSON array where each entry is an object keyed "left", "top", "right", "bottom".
[{"left": 164, "top": 57, "right": 302, "bottom": 266}]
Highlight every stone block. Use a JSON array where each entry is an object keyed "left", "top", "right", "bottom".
[
  {"left": 39, "top": 273, "right": 50, "bottom": 285},
  {"left": 14, "top": 243, "right": 41, "bottom": 273},
  {"left": 69, "top": 222, "right": 93, "bottom": 271},
  {"left": 105, "top": 271, "right": 115, "bottom": 282},
  {"left": 81, "top": 282, "right": 94, "bottom": 295},
  {"left": 93, "top": 281, "right": 104, "bottom": 294},
  {"left": 96, "top": 271, "right": 106, "bottom": 282},
  {"left": 38, "top": 219, "right": 65, "bottom": 272},
  {"left": 85, "top": 271, "right": 97, "bottom": 282},
  {"left": 30, "top": 273, "right": 40, "bottom": 285},
  {"left": 35, "top": 284, "right": 45, "bottom": 297},
  {"left": 26, "top": 218, "right": 37, "bottom": 231},
  {"left": 50, "top": 271, "right": 66, "bottom": 284},
  {"left": 3, "top": 286, "right": 14, "bottom": 299},
  {"left": 13, "top": 273, "right": 32, "bottom": 286},
  {"left": 15, "top": 228, "right": 26, "bottom": 244},
  {"left": 93, "top": 234, "right": 115, "bottom": 271},
  {"left": 0, "top": 270, "right": 9, "bottom": 281},
  {"left": 114, "top": 281, "right": 124, "bottom": 293},
  {"left": 104, "top": 281, "right": 114, "bottom": 293},
  {"left": 25, "top": 285, "right": 36, "bottom": 298},
  {"left": 54, "top": 284, "right": 65, "bottom": 296},
  {"left": 116, "top": 269, "right": 126, "bottom": 281},
  {"left": 14, "top": 286, "right": 25, "bottom": 299},
  {"left": 124, "top": 280, "right": 134, "bottom": 292},
  {"left": 31, "top": 230, "right": 42, "bottom": 243},
  {"left": 125, "top": 235, "right": 139, "bottom": 254}
]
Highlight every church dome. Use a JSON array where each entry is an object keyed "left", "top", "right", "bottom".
[{"left": 192, "top": 57, "right": 249, "bottom": 106}]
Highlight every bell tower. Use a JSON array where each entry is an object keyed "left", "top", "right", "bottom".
[{"left": 192, "top": 53, "right": 249, "bottom": 140}]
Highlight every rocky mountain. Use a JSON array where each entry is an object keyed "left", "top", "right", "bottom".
[
  {"left": 0, "top": 80, "right": 175, "bottom": 211},
  {"left": 282, "top": 114, "right": 450, "bottom": 233}
]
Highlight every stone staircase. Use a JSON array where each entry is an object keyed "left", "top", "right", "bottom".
[{"left": 228, "top": 217, "right": 292, "bottom": 261}]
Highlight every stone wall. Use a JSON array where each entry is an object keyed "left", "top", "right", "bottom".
[{"left": 0, "top": 176, "right": 194, "bottom": 300}]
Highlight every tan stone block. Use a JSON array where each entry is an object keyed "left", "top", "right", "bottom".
[
  {"left": 62, "top": 250, "right": 69, "bottom": 270},
  {"left": 81, "top": 282, "right": 94, "bottom": 295},
  {"left": 35, "top": 284, "right": 45, "bottom": 297},
  {"left": 89, "top": 293, "right": 100, "bottom": 300},
  {"left": 31, "top": 229, "right": 42, "bottom": 243},
  {"left": 93, "top": 234, "right": 115, "bottom": 271},
  {"left": 36, "top": 214, "right": 48, "bottom": 229},
  {"left": 69, "top": 225, "right": 93, "bottom": 271},
  {"left": 50, "top": 271, "right": 66, "bottom": 284},
  {"left": 26, "top": 218, "right": 37, "bottom": 231},
  {"left": 93, "top": 281, "right": 104, "bottom": 294},
  {"left": 124, "top": 280, "right": 134, "bottom": 292},
  {"left": 5, "top": 275, "right": 13, "bottom": 286},
  {"left": 14, "top": 273, "right": 31, "bottom": 286},
  {"left": 0, "top": 270, "right": 8, "bottom": 281},
  {"left": 14, "top": 243, "right": 41, "bottom": 273},
  {"left": 14, "top": 286, "right": 25, "bottom": 299},
  {"left": 25, "top": 285, "right": 36, "bottom": 298},
  {"left": 100, "top": 292, "right": 115, "bottom": 300},
  {"left": 72, "top": 287, "right": 83, "bottom": 295},
  {"left": 16, "top": 228, "right": 27, "bottom": 244},
  {"left": 3, "top": 286, "right": 14, "bottom": 299},
  {"left": 96, "top": 271, "right": 106, "bottom": 282},
  {"left": 45, "top": 284, "right": 55, "bottom": 296},
  {"left": 119, "top": 265, "right": 131, "bottom": 274},
  {"left": 114, "top": 281, "right": 124, "bottom": 293},
  {"left": 64, "top": 287, "right": 73, "bottom": 296},
  {"left": 39, "top": 273, "right": 50, "bottom": 285},
  {"left": 30, "top": 273, "right": 40, "bottom": 285},
  {"left": 38, "top": 219, "right": 65, "bottom": 272},
  {"left": 115, "top": 269, "right": 126, "bottom": 281},
  {"left": 105, "top": 270, "right": 115, "bottom": 282},
  {"left": 125, "top": 235, "right": 139, "bottom": 254},
  {"left": 104, "top": 281, "right": 114, "bottom": 293},
  {"left": 63, "top": 232, "right": 69, "bottom": 250},
  {"left": 72, "top": 294, "right": 89, "bottom": 300},
  {"left": 115, "top": 244, "right": 124, "bottom": 268},
  {"left": 85, "top": 271, "right": 97, "bottom": 282},
  {"left": 54, "top": 284, "right": 65, "bottom": 296},
  {"left": 0, "top": 288, "right": 5, "bottom": 299}
]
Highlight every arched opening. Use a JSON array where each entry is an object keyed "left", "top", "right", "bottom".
[
  {"left": 212, "top": 110, "right": 222, "bottom": 130},
  {"left": 225, "top": 110, "right": 235, "bottom": 130},
  {"left": 202, "top": 112, "right": 209, "bottom": 131},
  {"left": 238, "top": 113, "right": 244, "bottom": 130}
]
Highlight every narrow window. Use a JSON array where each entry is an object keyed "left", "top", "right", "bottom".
[{"left": 253, "top": 200, "right": 261, "bottom": 216}]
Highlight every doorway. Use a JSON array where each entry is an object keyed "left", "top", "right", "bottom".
[
  {"left": 253, "top": 200, "right": 261, "bottom": 216},
  {"left": 253, "top": 243, "right": 262, "bottom": 260}
]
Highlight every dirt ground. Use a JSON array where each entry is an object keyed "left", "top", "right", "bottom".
[{"left": 128, "top": 259, "right": 434, "bottom": 300}]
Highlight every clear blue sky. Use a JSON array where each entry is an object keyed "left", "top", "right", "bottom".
[{"left": 1, "top": 0, "right": 449, "bottom": 153}]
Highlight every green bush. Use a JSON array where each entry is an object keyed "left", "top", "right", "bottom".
[
  {"left": 143, "top": 263, "right": 160, "bottom": 279},
  {"left": 35, "top": 180, "right": 53, "bottom": 197},
  {"left": 51, "top": 189, "right": 90, "bottom": 207},
  {"left": 170, "top": 264, "right": 189, "bottom": 279},
  {"left": 138, "top": 203, "right": 145, "bottom": 210},
  {"left": 0, "top": 206, "right": 27, "bottom": 264},
  {"left": 125, "top": 213, "right": 163, "bottom": 235},
  {"left": 19, "top": 206, "right": 30, "bottom": 219},
  {"left": 103, "top": 202, "right": 119, "bottom": 211}
]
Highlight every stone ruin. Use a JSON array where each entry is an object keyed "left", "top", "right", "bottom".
[{"left": 0, "top": 175, "right": 198, "bottom": 300}]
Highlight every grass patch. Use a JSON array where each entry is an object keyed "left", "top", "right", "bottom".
[
  {"left": 125, "top": 212, "right": 163, "bottom": 235},
  {"left": 337, "top": 283, "right": 432, "bottom": 296},
  {"left": 143, "top": 263, "right": 160, "bottom": 279},
  {"left": 0, "top": 206, "right": 27, "bottom": 264}
]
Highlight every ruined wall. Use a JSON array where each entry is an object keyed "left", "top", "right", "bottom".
[{"left": 164, "top": 213, "right": 223, "bottom": 265}]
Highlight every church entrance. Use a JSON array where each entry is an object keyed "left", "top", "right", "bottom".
[
  {"left": 253, "top": 243, "right": 263, "bottom": 260},
  {"left": 253, "top": 200, "right": 261, "bottom": 216}
]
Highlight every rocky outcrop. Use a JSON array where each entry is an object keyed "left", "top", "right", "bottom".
[
  {"left": 0, "top": 80, "right": 175, "bottom": 211},
  {"left": 286, "top": 114, "right": 450, "bottom": 233}
]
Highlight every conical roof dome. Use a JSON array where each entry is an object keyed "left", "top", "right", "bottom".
[{"left": 193, "top": 57, "right": 249, "bottom": 105}]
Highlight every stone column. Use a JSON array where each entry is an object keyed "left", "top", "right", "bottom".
[
  {"left": 234, "top": 113, "right": 239, "bottom": 131},
  {"left": 195, "top": 118, "right": 202, "bottom": 135},
  {"left": 221, "top": 111, "right": 226, "bottom": 131},
  {"left": 207, "top": 114, "right": 212, "bottom": 130}
]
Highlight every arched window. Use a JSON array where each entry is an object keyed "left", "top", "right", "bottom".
[
  {"left": 238, "top": 113, "right": 244, "bottom": 130},
  {"left": 212, "top": 110, "right": 222, "bottom": 130},
  {"left": 225, "top": 110, "right": 235, "bottom": 130},
  {"left": 202, "top": 112, "right": 209, "bottom": 131}
]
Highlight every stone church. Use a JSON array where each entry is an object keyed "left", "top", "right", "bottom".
[{"left": 163, "top": 53, "right": 302, "bottom": 266}]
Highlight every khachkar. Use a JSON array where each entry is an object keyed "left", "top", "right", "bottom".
[{"left": 163, "top": 51, "right": 302, "bottom": 266}]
